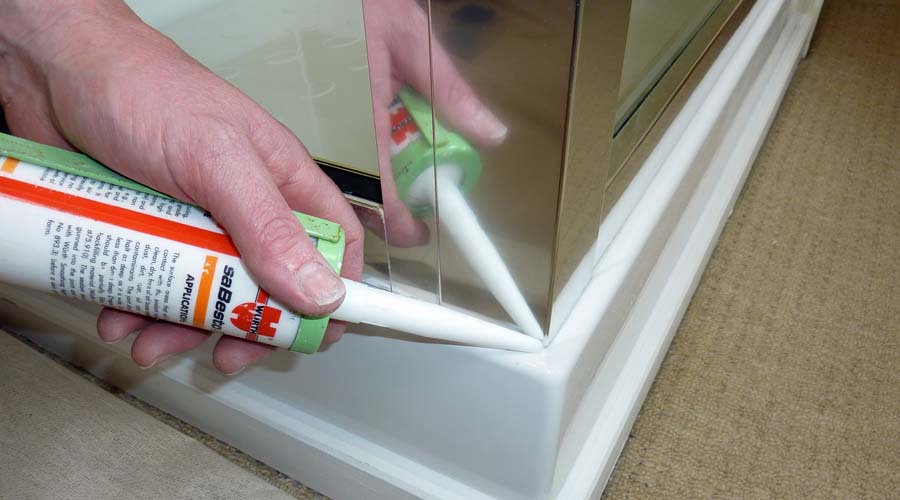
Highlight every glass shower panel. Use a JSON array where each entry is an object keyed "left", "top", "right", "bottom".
[
  {"left": 126, "top": 0, "right": 379, "bottom": 174},
  {"left": 125, "top": 0, "right": 442, "bottom": 300},
  {"left": 359, "top": 0, "right": 440, "bottom": 300},
  {"left": 616, "top": 0, "right": 724, "bottom": 130}
]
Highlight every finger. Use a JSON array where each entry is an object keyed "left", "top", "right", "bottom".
[
  {"left": 389, "top": 10, "right": 507, "bottom": 147},
  {"left": 130, "top": 321, "right": 209, "bottom": 368},
  {"left": 354, "top": 202, "right": 429, "bottom": 247},
  {"left": 275, "top": 165, "right": 365, "bottom": 281},
  {"left": 428, "top": 44, "right": 508, "bottom": 147},
  {"left": 251, "top": 122, "right": 365, "bottom": 281},
  {"left": 322, "top": 319, "right": 348, "bottom": 345},
  {"left": 381, "top": 179, "right": 430, "bottom": 247},
  {"left": 96, "top": 308, "right": 152, "bottom": 343},
  {"left": 184, "top": 132, "right": 347, "bottom": 318},
  {"left": 211, "top": 335, "right": 274, "bottom": 375},
  {"left": 354, "top": 204, "right": 388, "bottom": 240}
]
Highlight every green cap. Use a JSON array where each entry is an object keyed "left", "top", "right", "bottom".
[
  {"left": 0, "top": 132, "right": 345, "bottom": 355},
  {"left": 391, "top": 87, "right": 482, "bottom": 215},
  {"left": 0, "top": 131, "right": 170, "bottom": 199},
  {"left": 288, "top": 220, "right": 345, "bottom": 354}
]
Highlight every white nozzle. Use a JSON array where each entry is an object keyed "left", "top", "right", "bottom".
[
  {"left": 334, "top": 279, "right": 543, "bottom": 353},
  {"left": 408, "top": 166, "right": 545, "bottom": 339}
]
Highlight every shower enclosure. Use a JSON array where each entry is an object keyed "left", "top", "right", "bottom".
[
  {"left": 0, "top": 0, "right": 824, "bottom": 498},
  {"left": 106, "top": 0, "right": 740, "bottom": 340}
]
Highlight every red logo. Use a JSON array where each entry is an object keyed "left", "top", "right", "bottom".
[
  {"left": 230, "top": 290, "right": 282, "bottom": 340},
  {"left": 389, "top": 98, "right": 420, "bottom": 154}
]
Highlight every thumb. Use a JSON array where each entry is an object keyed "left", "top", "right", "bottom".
[{"left": 191, "top": 143, "right": 345, "bottom": 317}]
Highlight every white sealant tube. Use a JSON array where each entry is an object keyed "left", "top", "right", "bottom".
[{"left": 0, "top": 156, "right": 542, "bottom": 353}]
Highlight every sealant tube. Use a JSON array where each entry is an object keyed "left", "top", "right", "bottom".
[{"left": 0, "top": 136, "right": 542, "bottom": 354}]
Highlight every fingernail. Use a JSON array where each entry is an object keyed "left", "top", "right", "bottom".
[
  {"left": 298, "top": 261, "right": 345, "bottom": 307},
  {"left": 139, "top": 353, "right": 174, "bottom": 369},
  {"left": 222, "top": 366, "right": 246, "bottom": 376},
  {"left": 473, "top": 106, "right": 508, "bottom": 144},
  {"left": 101, "top": 329, "right": 140, "bottom": 344}
]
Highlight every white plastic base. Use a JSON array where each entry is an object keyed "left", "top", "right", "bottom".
[{"left": 0, "top": 1, "right": 821, "bottom": 498}]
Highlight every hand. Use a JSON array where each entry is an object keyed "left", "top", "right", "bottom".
[
  {"left": 362, "top": 0, "right": 508, "bottom": 247},
  {"left": 0, "top": 1, "right": 364, "bottom": 374}
]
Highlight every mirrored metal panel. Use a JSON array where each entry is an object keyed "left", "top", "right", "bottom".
[
  {"left": 428, "top": 0, "right": 578, "bottom": 331},
  {"left": 427, "top": 1, "right": 630, "bottom": 334}
]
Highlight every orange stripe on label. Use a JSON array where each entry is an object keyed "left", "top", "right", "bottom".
[
  {"left": 193, "top": 255, "right": 218, "bottom": 327},
  {"left": 1, "top": 158, "right": 20, "bottom": 173},
  {"left": 0, "top": 175, "right": 239, "bottom": 257}
]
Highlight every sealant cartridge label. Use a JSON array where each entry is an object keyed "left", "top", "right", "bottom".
[{"left": 0, "top": 156, "right": 307, "bottom": 348}]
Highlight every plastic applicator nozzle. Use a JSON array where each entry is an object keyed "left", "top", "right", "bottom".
[
  {"left": 389, "top": 87, "right": 544, "bottom": 340},
  {"left": 407, "top": 166, "right": 545, "bottom": 339},
  {"left": 333, "top": 279, "right": 544, "bottom": 353}
]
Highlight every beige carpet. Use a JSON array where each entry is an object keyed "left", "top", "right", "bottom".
[
  {"left": 605, "top": 0, "right": 900, "bottom": 498},
  {"left": 0, "top": 331, "right": 306, "bottom": 500}
]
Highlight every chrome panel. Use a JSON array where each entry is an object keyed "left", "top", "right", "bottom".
[
  {"left": 428, "top": 0, "right": 580, "bottom": 330},
  {"left": 611, "top": 0, "right": 746, "bottom": 176},
  {"left": 605, "top": 0, "right": 752, "bottom": 218}
]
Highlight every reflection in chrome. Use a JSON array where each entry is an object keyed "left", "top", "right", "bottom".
[{"left": 407, "top": 166, "right": 544, "bottom": 340}]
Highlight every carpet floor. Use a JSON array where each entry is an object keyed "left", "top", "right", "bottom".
[{"left": 604, "top": 0, "right": 900, "bottom": 497}]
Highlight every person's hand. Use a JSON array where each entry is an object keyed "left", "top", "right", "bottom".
[
  {"left": 0, "top": 1, "right": 364, "bottom": 374},
  {"left": 362, "top": 0, "right": 508, "bottom": 247}
]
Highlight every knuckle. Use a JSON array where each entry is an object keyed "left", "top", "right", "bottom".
[
  {"left": 163, "top": 115, "right": 248, "bottom": 201},
  {"left": 261, "top": 136, "right": 315, "bottom": 186},
  {"left": 343, "top": 217, "right": 365, "bottom": 247},
  {"left": 189, "top": 119, "right": 245, "bottom": 171},
  {"left": 394, "top": 6, "right": 428, "bottom": 45}
]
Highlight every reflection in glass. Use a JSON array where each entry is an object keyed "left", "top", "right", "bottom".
[
  {"left": 617, "top": 0, "right": 724, "bottom": 130},
  {"left": 125, "top": 0, "right": 378, "bottom": 175},
  {"left": 360, "top": 0, "right": 442, "bottom": 301},
  {"left": 127, "top": 0, "right": 447, "bottom": 300},
  {"left": 429, "top": 1, "right": 577, "bottom": 332},
  {"left": 127, "top": 0, "right": 576, "bottom": 333}
]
